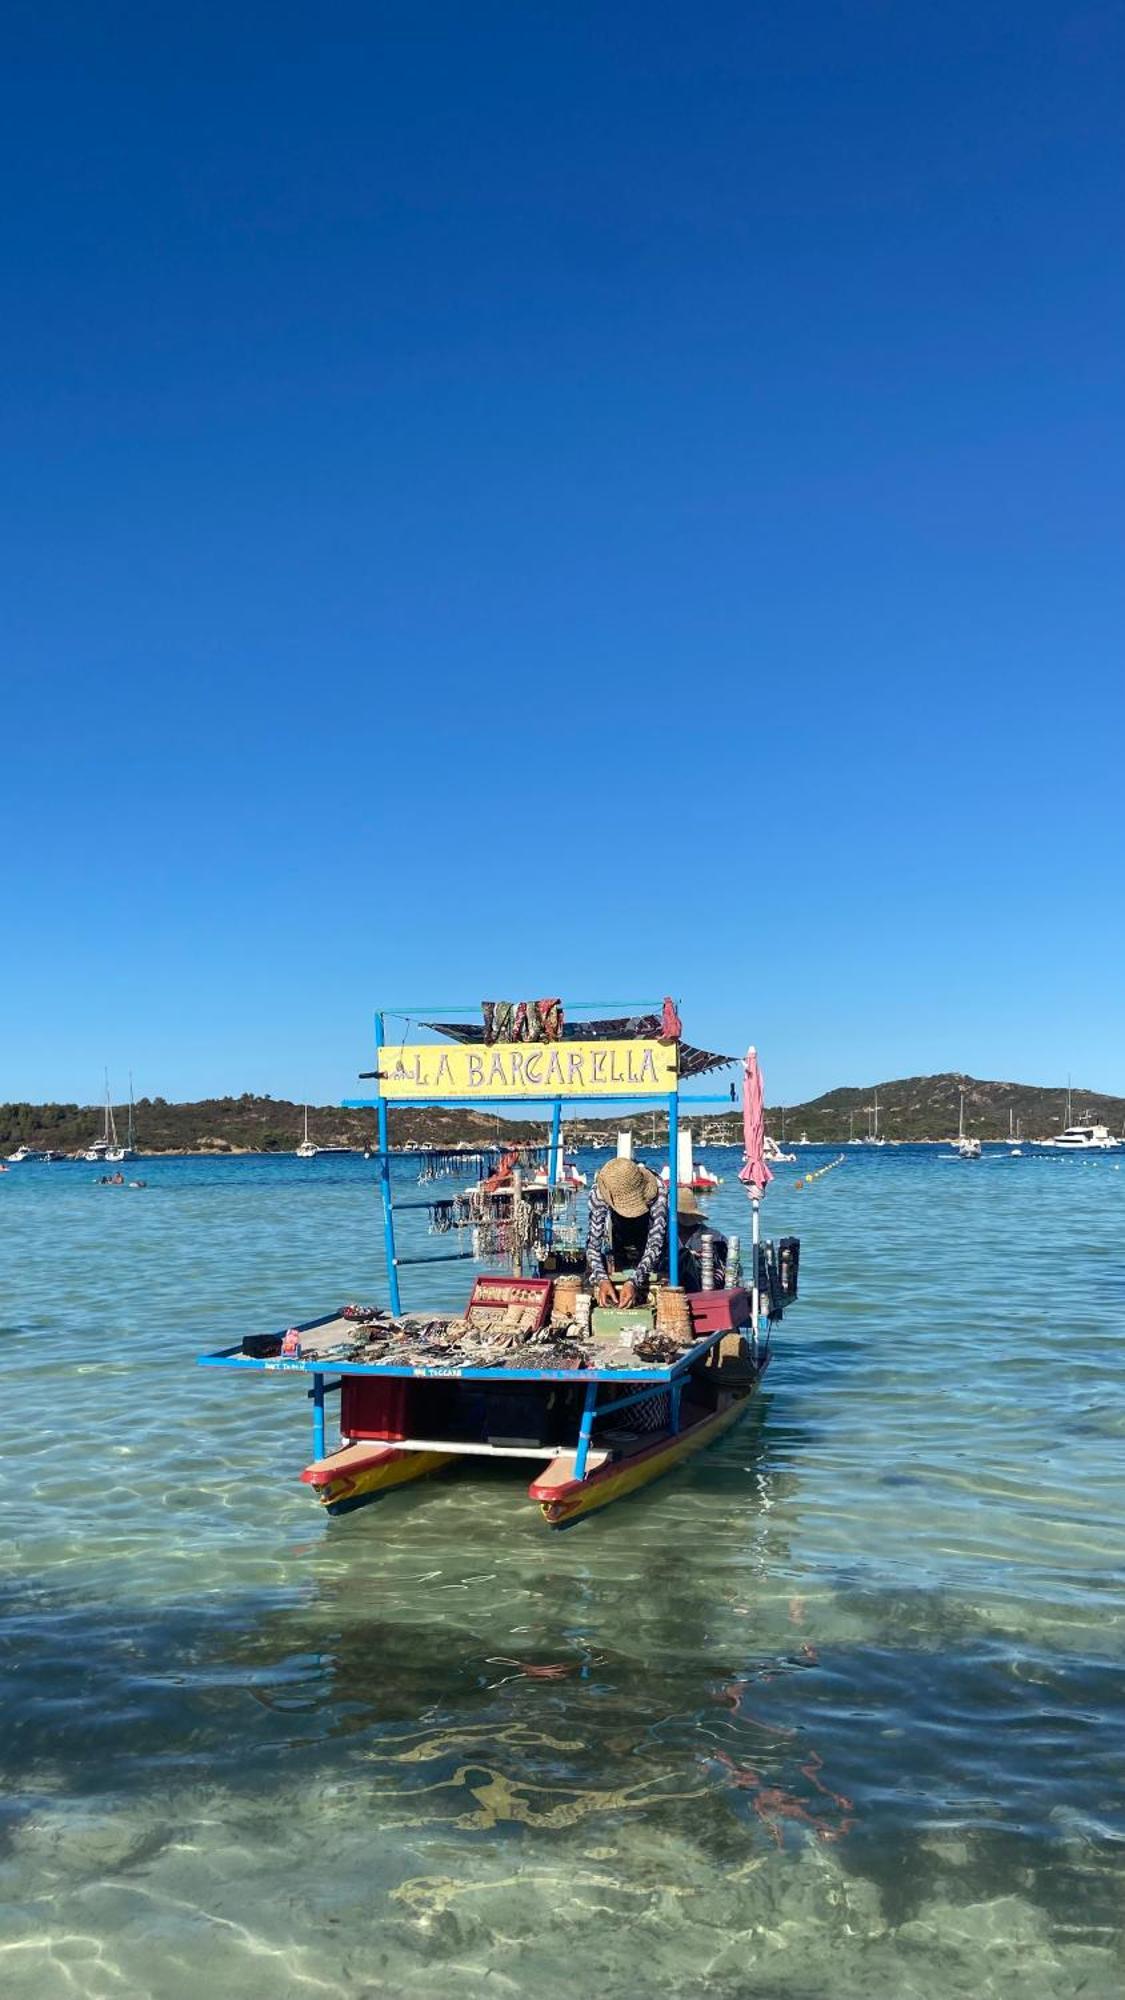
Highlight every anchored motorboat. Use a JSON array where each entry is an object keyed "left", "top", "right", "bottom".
[{"left": 1036, "top": 1124, "right": 1120, "bottom": 1152}]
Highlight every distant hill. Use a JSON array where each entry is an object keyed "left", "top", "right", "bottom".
[
  {"left": 0, "top": 1095, "right": 531, "bottom": 1157},
  {"left": 2, "top": 1073, "right": 1122, "bottom": 1155},
  {"left": 579, "top": 1071, "right": 1125, "bottom": 1145},
  {"left": 766, "top": 1072, "right": 1125, "bottom": 1144}
]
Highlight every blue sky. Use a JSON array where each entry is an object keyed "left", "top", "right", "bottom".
[{"left": 3, "top": 2, "right": 1123, "bottom": 1108}]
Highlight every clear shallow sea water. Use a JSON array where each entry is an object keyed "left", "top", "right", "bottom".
[{"left": 1, "top": 1145, "right": 1122, "bottom": 2000}]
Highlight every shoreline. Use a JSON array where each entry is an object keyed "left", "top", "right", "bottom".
[{"left": 18, "top": 1135, "right": 1082, "bottom": 1161}]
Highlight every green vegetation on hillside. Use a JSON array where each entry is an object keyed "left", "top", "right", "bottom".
[
  {"left": 2, "top": 1073, "right": 1121, "bottom": 1156},
  {"left": 0, "top": 1095, "right": 531, "bottom": 1156},
  {"left": 764, "top": 1072, "right": 1125, "bottom": 1144}
]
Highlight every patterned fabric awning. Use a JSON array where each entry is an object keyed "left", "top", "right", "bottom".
[{"left": 423, "top": 1015, "right": 733, "bottom": 1079}]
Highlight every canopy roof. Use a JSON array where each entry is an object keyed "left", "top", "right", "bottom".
[{"left": 422, "top": 1013, "right": 733, "bottom": 1079}]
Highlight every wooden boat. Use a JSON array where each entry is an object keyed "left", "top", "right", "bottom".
[
  {"left": 198, "top": 996, "right": 800, "bottom": 1527},
  {"left": 528, "top": 1386, "right": 759, "bottom": 1526},
  {"left": 301, "top": 1388, "right": 760, "bottom": 1525}
]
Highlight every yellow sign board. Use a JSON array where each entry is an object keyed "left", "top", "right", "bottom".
[{"left": 377, "top": 1039, "right": 678, "bottom": 1100}]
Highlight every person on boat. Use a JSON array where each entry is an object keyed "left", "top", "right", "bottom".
[
  {"left": 675, "top": 1187, "right": 728, "bottom": 1291},
  {"left": 586, "top": 1158, "right": 668, "bottom": 1307}
]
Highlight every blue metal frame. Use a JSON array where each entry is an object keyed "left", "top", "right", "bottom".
[
  {"left": 358, "top": 995, "right": 687, "bottom": 1318},
  {"left": 667, "top": 1087, "right": 679, "bottom": 1287},
  {"left": 344, "top": 1094, "right": 712, "bottom": 1110},
  {"left": 572, "top": 1377, "right": 680, "bottom": 1478},
  {"left": 373, "top": 1012, "right": 402, "bottom": 1314},
  {"left": 199, "top": 1321, "right": 724, "bottom": 1385},
  {"left": 545, "top": 1097, "right": 562, "bottom": 1248}
]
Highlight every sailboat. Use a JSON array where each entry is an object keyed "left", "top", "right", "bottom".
[
  {"left": 953, "top": 1088, "right": 981, "bottom": 1160},
  {"left": 860, "top": 1089, "right": 887, "bottom": 1146},
  {"left": 105, "top": 1074, "right": 137, "bottom": 1162},
  {"left": 296, "top": 1105, "right": 320, "bottom": 1159},
  {"left": 85, "top": 1074, "right": 119, "bottom": 1162}
]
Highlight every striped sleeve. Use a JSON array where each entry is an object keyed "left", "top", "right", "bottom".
[
  {"left": 586, "top": 1188, "right": 611, "bottom": 1286},
  {"left": 634, "top": 1182, "right": 668, "bottom": 1288}
]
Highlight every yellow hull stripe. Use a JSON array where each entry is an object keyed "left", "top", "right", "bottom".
[
  {"left": 316, "top": 1449, "right": 457, "bottom": 1509},
  {"left": 537, "top": 1395, "right": 754, "bottom": 1526}
]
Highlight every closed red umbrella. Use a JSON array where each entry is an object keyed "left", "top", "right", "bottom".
[{"left": 739, "top": 1046, "right": 773, "bottom": 1194}]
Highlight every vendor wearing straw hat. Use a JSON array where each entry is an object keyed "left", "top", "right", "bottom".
[
  {"left": 586, "top": 1158, "right": 668, "bottom": 1308},
  {"left": 587, "top": 1162, "right": 730, "bottom": 1304},
  {"left": 676, "top": 1184, "right": 728, "bottom": 1291}
]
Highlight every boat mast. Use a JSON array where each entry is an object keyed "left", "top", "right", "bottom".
[
  {"left": 873, "top": 1088, "right": 879, "bottom": 1141},
  {"left": 958, "top": 1089, "right": 965, "bottom": 1143},
  {"left": 127, "top": 1072, "right": 136, "bottom": 1151}
]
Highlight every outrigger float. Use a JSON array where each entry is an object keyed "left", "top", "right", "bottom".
[{"left": 198, "top": 999, "right": 800, "bottom": 1527}]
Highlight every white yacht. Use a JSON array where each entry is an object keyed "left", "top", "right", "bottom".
[
  {"left": 1033, "top": 1082, "right": 1121, "bottom": 1149},
  {"left": 296, "top": 1105, "right": 320, "bottom": 1159},
  {"left": 5, "top": 1144, "right": 44, "bottom": 1164},
  {"left": 1039, "top": 1124, "right": 1120, "bottom": 1152}
]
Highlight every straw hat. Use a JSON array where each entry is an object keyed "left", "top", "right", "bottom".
[
  {"left": 676, "top": 1187, "right": 708, "bottom": 1223},
  {"left": 594, "top": 1158, "right": 660, "bottom": 1217}
]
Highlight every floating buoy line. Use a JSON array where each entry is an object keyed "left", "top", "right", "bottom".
[{"left": 795, "top": 1153, "right": 846, "bottom": 1190}]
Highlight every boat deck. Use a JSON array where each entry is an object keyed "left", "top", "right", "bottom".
[{"left": 200, "top": 1310, "right": 731, "bottom": 1384}]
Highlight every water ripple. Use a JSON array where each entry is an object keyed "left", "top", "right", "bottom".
[{"left": 0, "top": 1148, "right": 1122, "bottom": 1996}]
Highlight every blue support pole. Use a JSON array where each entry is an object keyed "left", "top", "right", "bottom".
[
  {"left": 574, "top": 1382, "right": 598, "bottom": 1480},
  {"left": 374, "top": 1012, "right": 402, "bottom": 1314},
  {"left": 667, "top": 1088, "right": 679, "bottom": 1286},
  {"left": 544, "top": 1097, "right": 562, "bottom": 1249},
  {"left": 669, "top": 1379, "right": 682, "bottom": 1434},
  {"left": 311, "top": 1372, "right": 326, "bottom": 1458}
]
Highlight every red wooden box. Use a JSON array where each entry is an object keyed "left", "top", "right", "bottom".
[
  {"left": 465, "top": 1276, "right": 552, "bottom": 1331},
  {"left": 686, "top": 1288, "right": 751, "bottom": 1336}
]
